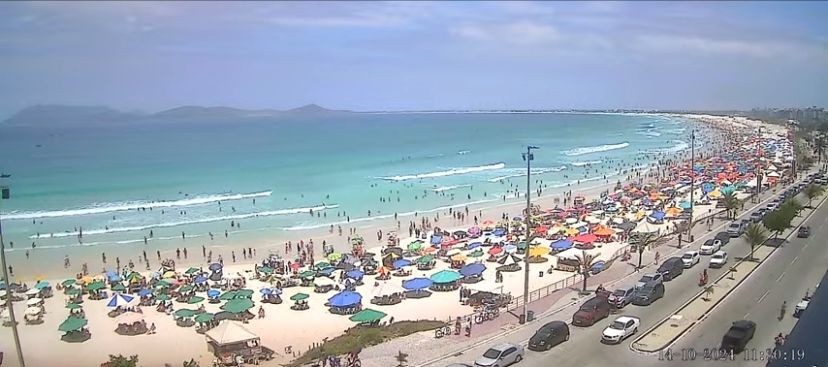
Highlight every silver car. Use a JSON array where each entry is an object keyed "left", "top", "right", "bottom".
[{"left": 474, "top": 343, "right": 524, "bottom": 367}]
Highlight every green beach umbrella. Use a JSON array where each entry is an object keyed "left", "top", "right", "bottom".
[
  {"left": 194, "top": 313, "right": 214, "bottom": 323},
  {"left": 222, "top": 298, "right": 255, "bottom": 314},
  {"left": 173, "top": 309, "right": 197, "bottom": 318},
  {"left": 313, "top": 262, "right": 331, "bottom": 270},
  {"left": 34, "top": 281, "right": 50, "bottom": 290},
  {"left": 468, "top": 249, "right": 485, "bottom": 258},
  {"left": 430, "top": 270, "right": 462, "bottom": 284},
  {"left": 58, "top": 317, "right": 87, "bottom": 332},
  {"left": 187, "top": 296, "right": 205, "bottom": 304},
  {"left": 61, "top": 279, "right": 76, "bottom": 287},
  {"left": 111, "top": 283, "right": 126, "bottom": 292},
  {"left": 327, "top": 252, "right": 343, "bottom": 262},
  {"left": 156, "top": 279, "right": 172, "bottom": 288},
  {"left": 349, "top": 308, "right": 387, "bottom": 324},
  {"left": 258, "top": 266, "right": 273, "bottom": 275},
  {"left": 179, "top": 285, "right": 194, "bottom": 293},
  {"left": 219, "top": 291, "right": 238, "bottom": 301},
  {"left": 298, "top": 270, "right": 315, "bottom": 279},
  {"left": 156, "top": 294, "right": 172, "bottom": 301},
  {"left": 86, "top": 280, "right": 106, "bottom": 291},
  {"left": 351, "top": 236, "right": 363, "bottom": 244},
  {"left": 407, "top": 242, "right": 423, "bottom": 252},
  {"left": 65, "top": 287, "right": 81, "bottom": 296},
  {"left": 290, "top": 293, "right": 309, "bottom": 301},
  {"left": 235, "top": 289, "right": 254, "bottom": 299},
  {"left": 65, "top": 302, "right": 83, "bottom": 310},
  {"left": 517, "top": 241, "right": 528, "bottom": 250},
  {"left": 185, "top": 267, "right": 200, "bottom": 275},
  {"left": 416, "top": 255, "right": 435, "bottom": 264}
]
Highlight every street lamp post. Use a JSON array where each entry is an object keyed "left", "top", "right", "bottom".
[
  {"left": 755, "top": 126, "right": 762, "bottom": 203},
  {"left": 0, "top": 175, "right": 26, "bottom": 367},
  {"left": 521, "top": 146, "right": 539, "bottom": 323},
  {"left": 688, "top": 130, "right": 695, "bottom": 241}
]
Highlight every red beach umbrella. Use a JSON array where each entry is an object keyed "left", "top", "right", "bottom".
[{"left": 573, "top": 233, "right": 598, "bottom": 244}]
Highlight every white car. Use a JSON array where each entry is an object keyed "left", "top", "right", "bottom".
[
  {"left": 681, "top": 251, "right": 700, "bottom": 268},
  {"left": 474, "top": 343, "right": 524, "bottom": 367},
  {"left": 700, "top": 239, "right": 722, "bottom": 255},
  {"left": 794, "top": 297, "right": 811, "bottom": 317},
  {"left": 709, "top": 251, "right": 728, "bottom": 268},
  {"left": 601, "top": 316, "right": 641, "bottom": 344}
]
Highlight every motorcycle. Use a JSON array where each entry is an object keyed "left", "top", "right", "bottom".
[{"left": 698, "top": 273, "right": 708, "bottom": 287}]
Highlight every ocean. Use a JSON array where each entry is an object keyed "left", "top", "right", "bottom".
[{"left": 0, "top": 112, "right": 700, "bottom": 271}]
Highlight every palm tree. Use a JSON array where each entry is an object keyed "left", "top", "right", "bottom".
[
  {"left": 742, "top": 223, "right": 768, "bottom": 261},
  {"left": 781, "top": 198, "right": 804, "bottom": 217},
  {"left": 574, "top": 250, "right": 598, "bottom": 294},
  {"left": 804, "top": 184, "right": 825, "bottom": 207},
  {"left": 703, "top": 285, "right": 715, "bottom": 302},
  {"left": 722, "top": 191, "right": 741, "bottom": 219},
  {"left": 630, "top": 232, "right": 662, "bottom": 271}
]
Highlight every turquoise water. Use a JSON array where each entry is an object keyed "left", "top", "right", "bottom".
[{"left": 0, "top": 112, "right": 694, "bottom": 268}]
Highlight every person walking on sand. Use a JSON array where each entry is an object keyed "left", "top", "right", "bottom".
[
  {"left": 183, "top": 248, "right": 188, "bottom": 259},
  {"left": 258, "top": 306, "right": 265, "bottom": 319},
  {"left": 202, "top": 245, "right": 206, "bottom": 258},
  {"left": 232, "top": 251, "right": 236, "bottom": 263}
]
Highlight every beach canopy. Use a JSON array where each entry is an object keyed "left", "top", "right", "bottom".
[
  {"left": 290, "top": 293, "right": 309, "bottom": 301},
  {"left": 372, "top": 282, "right": 404, "bottom": 297},
  {"left": 407, "top": 241, "right": 423, "bottom": 252},
  {"left": 459, "top": 263, "right": 486, "bottom": 277},
  {"left": 223, "top": 298, "right": 255, "bottom": 314},
  {"left": 467, "top": 242, "right": 482, "bottom": 250},
  {"left": 488, "top": 247, "right": 503, "bottom": 256},
  {"left": 195, "top": 312, "right": 214, "bottom": 323},
  {"left": 528, "top": 246, "right": 550, "bottom": 258},
  {"left": 156, "top": 294, "right": 172, "bottom": 301},
  {"left": 185, "top": 267, "right": 200, "bottom": 275},
  {"left": 314, "top": 262, "right": 332, "bottom": 271},
  {"left": 573, "top": 233, "right": 598, "bottom": 244},
  {"left": 649, "top": 211, "right": 666, "bottom": 220},
  {"left": 430, "top": 270, "right": 462, "bottom": 284},
  {"left": 65, "top": 287, "right": 81, "bottom": 296},
  {"left": 402, "top": 277, "right": 433, "bottom": 291},
  {"left": 194, "top": 276, "right": 208, "bottom": 284},
  {"left": 258, "top": 266, "right": 274, "bottom": 275},
  {"left": 137, "top": 288, "right": 153, "bottom": 297},
  {"left": 327, "top": 252, "right": 343, "bottom": 262},
  {"left": 86, "top": 280, "right": 106, "bottom": 291},
  {"left": 551, "top": 239, "right": 573, "bottom": 251},
  {"left": 298, "top": 270, "right": 315, "bottom": 279},
  {"left": 328, "top": 291, "right": 362, "bottom": 307},
  {"left": 34, "top": 281, "right": 50, "bottom": 290},
  {"left": 106, "top": 293, "right": 136, "bottom": 308},
  {"left": 174, "top": 309, "right": 198, "bottom": 318},
  {"left": 24, "top": 307, "right": 41, "bottom": 316},
  {"left": 349, "top": 308, "right": 387, "bottom": 324},
  {"left": 61, "top": 279, "right": 76, "bottom": 287},
  {"left": 209, "top": 263, "right": 223, "bottom": 271},
  {"left": 345, "top": 269, "right": 364, "bottom": 280},
  {"left": 206, "top": 321, "right": 259, "bottom": 346},
  {"left": 179, "top": 285, "right": 195, "bottom": 293},
  {"left": 111, "top": 283, "right": 126, "bottom": 292},
  {"left": 392, "top": 259, "right": 413, "bottom": 269},
  {"left": 187, "top": 296, "right": 205, "bottom": 304},
  {"left": 469, "top": 249, "right": 485, "bottom": 258},
  {"left": 58, "top": 317, "right": 87, "bottom": 332},
  {"left": 503, "top": 244, "right": 518, "bottom": 254}
]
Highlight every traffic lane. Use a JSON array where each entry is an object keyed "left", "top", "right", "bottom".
[
  {"left": 665, "top": 201, "right": 828, "bottom": 366},
  {"left": 431, "top": 187, "right": 800, "bottom": 367}
]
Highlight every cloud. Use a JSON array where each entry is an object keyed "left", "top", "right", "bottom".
[
  {"left": 451, "top": 21, "right": 561, "bottom": 45},
  {"left": 634, "top": 34, "right": 827, "bottom": 59}
]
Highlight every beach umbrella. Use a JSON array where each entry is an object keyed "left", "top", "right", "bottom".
[
  {"left": 314, "top": 262, "right": 332, "bottom": 271},
  {"left": 593, "top": 226, "right": 615, "bottom": 237},
  {"left": 138, "top": 288, "right": 153, "bottom": 297},
  {"left": 349, "top": 308, "right": 387, "bottom": 324},
  {"left": 162, "top": 271, "right": 177, "bottom": 278},
  {"left": 156, "top": 294, "right": 172, "bottom": 301},
  {"left": 111, "top": 283, "right": 126, "bottom": 292},
  {"left": 65, "top": 302, "right": 83, "bottom": 310},
  {"left": 65, "top": 287, "right": 81, "bottom": 296},
  {"left": 416, "top": 255, "right": 435, "bottom": 264},
  {"left": 258, "top": 266, "right": 274, "bottom": 275},
  {"left": 445, "top": 249, "right": 461, "bottom": 257},
  {"left": 573, "top": 233, "right": 598, "bottom": 244},
  {"left": 34, "top": 281, "right": 50, "bottom": 290},
  {"left": 430, "top": 270, "right": 462, "bottom": 284},
  {"left": 179, "top": 285, "right": 195, "bottom": 293},
  {"left": 528, "top": 246, "right": 550, "bottom": 258},
  {"left": 195, "top": 313, "right": 214, "bottom": 323},
  {"left": 236, "top": 289, "right": 254, "bottom": 298},
  {"left": 402, "top": 277, "right": 433, "bottom": 291},
  {"left": 187, "top": 296, "right": 205, "bottom": 304},
  {"left": 260, "top": 288, "right": 273, "bottom": 296},
  {"left": 392, "top": 259, "right": 413, "bottom": 269},
  {"left": 407, "top": 241, "right": 423, "bottom": 252},
  {"left": 174, "top": 309, "right": 198, "bottom": 318},
  {"left": 58, "top": 317, "right": 87, "bottom": 332},
  {"left": 298, "top": 270, "right": 315, "bottom": 279},
  {"left": 450, "top": 253, "right": 467, "bottom": 262},
  {"left": 105, "top": 270, "right": 121, "bottom": 282},
  {"left": 116, "top": 312, "right": 144, "bottom": 325},
  {"left": 503, "top": 244, "right": 518, "bottom": 254},
  {"left": 467, "top": 242, "right": 482, "bottom": 250},
  {"left": 345, "top": 269, "right": 364, "bottom": 280},
  {"left": 223, "top": 298, "right": 255, "bottom": 314},
  {"left": 25, "top": 288, "right": 40, "bottom": 296},
  {"left": 327, "top": 252, "right": 343, "bottom": 262},
  {"left": 193, "top": 276, "right": 208, "bottom": 284},
  {"left": 328, "top": 291, "right": 362, "bottom": 307},
  {"left": 488, "top": 247, "right": 503, "bottom": 256},
  {"left": 185, "top": 267, "right": 200, "bottom": 275},
  {"left": 86, "top": 280, "right": 106, "bottom": 291},
  {"left": 106, "top": 293, "right": 136, "bottom": 308},
  {"left": 219, "top": 291, "right": 238, "bottom": 301},
  {"left": 208, "top": 263, "right": 222, "bottom": 271},
  {"left": 314, "top": 277, "right": 335, "bottom": 287},
  {"left": 459, "top": 263, "right": 486, "bottom": 277},
  {"left": 469, "top": 249, "right": 485, "bottom": 258},
  {"left": 551, "top": 239, "right": 574, "bottom": 251},
  {"left": 492, "top": 228, "right": 506, "bottom": 237},
  {"left": 649, "top": 211, "right": 666, "bottom": 221},
  {"left": 61, "top": 279, "right": 76, "bottom": 287},
  {"left": 155, "top": 279, "right": 172, "bottom": 288},
  {"left": 24, "top": 307, "right": 41, "bottom": 316},
  {"left": 290, "top": 293, "right": 309, "bottom": 301},
  {"left": 207, "top": 289, "right": 220, "bottom": 299},
  {"left": 126, "top": 272, "right": 144, "bottom": 283}
]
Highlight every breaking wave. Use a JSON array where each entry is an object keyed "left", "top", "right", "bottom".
[
  {"left": 378, "top": 163, "right": 505, "bottom": 181},
  {"left": 570, "top": 160, "right": 602, "bottom": 167},
  {"left": 562, "top": 142, "right": 630, "bottom": 156},
  {"left": 432, "top": 185, "right": 472, "bottom": 193},
  {"left": 488, "top": 166, "right": 567, "bottom": 182}
]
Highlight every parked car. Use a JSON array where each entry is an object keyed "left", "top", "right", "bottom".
[
  {"left": 749, "top": 212, "right": 764, "bottom": 223},
  {"left": 474, "top": 343, "right": 524, "bottom": 367},
  {"left": 632, "top": 281, "right": 665, "bottom": 306},
  {"left": 446, "top": 364, "right": 473, "bottom": 367},
  {"left": 681, "top": 251, "right": 700, "bottom": 268},
  {"left": 709, "top": 251, "right": 728, "bottom": 268},
  {"left": 572, "top": 296, "right": 612, "bottom": 327},
  {"left": 726, "top": 222, "right": 743, "bottom": 237},
  {"left": 657, "top": 257, "right": 684, "bottom": 281},
  {"left": 797, "top": 226, "right": 810, "bottom": 238},
  {"left": 607, "top": 286, "right": 636, "bottom": 309},
  {"left": 793, "top": 296, "right": 811, "bottom": 318},
  {"left": 601, "top": 316, "right": 641, "bottom": 344},
  {"left": 714, "top": 232, "right": 731, "bottom": 245},
  {"left": 700, "top": 239, "right": 721, "bottom": 255},
  {"left": 635, "top": 273, "right": 663, "bottom": 289},
  {"left": 528, "top": 321, "right": 570, "bottom": 351},
  {"left": 720, "top": 320, "right": 756, "bottom": 354}
]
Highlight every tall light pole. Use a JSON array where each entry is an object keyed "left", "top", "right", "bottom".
[
  {"left": 687, "top": 130, "right": 695, "bottom": 241},
  {"left": 521, "top": 145, "right": 539, "bottom": 323},
  {"left": 755, "top": 126, "right": 762, "bottom": 203},
  {"left": 0, "top": 175, "right": 26, "bottom": 367}
]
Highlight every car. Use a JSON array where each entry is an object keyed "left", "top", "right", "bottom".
[
  {"left": 528, "top": 321, "right": 570, "bottom": 351},
  {"left": 749, "top": 212, "right": 763, "bottom": 223},
  {"left": 793, "top": 296, "right": 811, "bottom": 318},
  {"left": 632, "top": 281, "right": 665, "bottom": 306},
  {"left": 709, "top": 251, "right": 728, "bottom": 268},
  {"left": 797, "top": 226, "right": 810, "bottom": 238},
  {"left": 657, "top": 257, "right": 684, "bottom": 281},
  {"left": 720, "top": 320, "right": 756, "bottom": 354},
  {"left": 700, "top": 239, "right": 721, "bottom": 255},
  {"left": 607, "top": 286, "right": 636, "bottom": 309},
  {"left": 601, "top": 316, "right": 641, "bottom": 344},
  {"left": 446, "top": 364, "right": 473, "bottom": 367},
  {"left": 726, "top": 222, "right": 743, "bottom": 237},
  {"left": 714, "top": 232, "right": 731, "bottom": 245},
  {"left": 635, "top": 273, "right": 663, "bottom": 289},
  {"left": 474, "top": 343, "right": 524, "bottom": 367},
  {"left": 572, "top": 296, "right": 612, "bottom": 326},
  {"left": 681, "top": 251, "right": 700, "bottom": 268}
]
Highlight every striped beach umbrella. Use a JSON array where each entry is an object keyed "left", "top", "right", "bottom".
[{"left": 105, "top": 293, "right": 136, "bottom": 308}]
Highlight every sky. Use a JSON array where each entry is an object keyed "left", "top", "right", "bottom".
[{"left": 1, "top": 1, "right": 827, "bottom": 116}]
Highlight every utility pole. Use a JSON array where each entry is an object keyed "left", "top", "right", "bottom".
[
  {"left": 755, "top": 126, "right": 762, "bottom": 203},
  {"left": 521, "top": 145, "right": 539, "bottom": 324},
  {"left": 0, "top": 175, "right": 26, "bottom": 367},
  {"left": 687, "top": 130, "right": 695, "bottom": 241}
]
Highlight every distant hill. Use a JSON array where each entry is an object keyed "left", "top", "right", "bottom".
[{"left": 3, "top": 103, "right": 350, "bottom": 124}]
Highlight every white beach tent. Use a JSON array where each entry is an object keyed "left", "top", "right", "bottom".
[
  {"left": 372, "top": 281, "right": 404, "bottom": 298},
  {"left": 206, "top": 320, "right": 259, "bottom": 346}
]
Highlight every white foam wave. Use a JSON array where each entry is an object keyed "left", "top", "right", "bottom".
[
  {"left": 28, "top": 204, "right": 338, "bottom": 239},
  {"left": 638, "top": 130, "right": 662, "bottom": 137},
  {"left": 378, "top": 163, "right": 505, "bottom": 181},
  {"left": 487, "top": 166, "right": 567, "bottom": 182},
  {"left": 663, "top": 128, "right": 687, "bottom": 135},
  {"left": 570, "top": 160, "right": 602, "bottom": 167},
  {"left": 562, "top": 142, "right": 630, "bottom": 156},
  {"left": 4, "top": 190, "right": 272, "bottom": 220},
  {"left": 432, "top": 185, "right": 472, "bottom": 193},
  {"left": 457, "top": 150, "right": 471, "bottom": 155},
  {"left": 642, "top": 140, "right": 689, "bottom": 154}
]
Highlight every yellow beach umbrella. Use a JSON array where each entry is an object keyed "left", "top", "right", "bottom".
[
  {"left": 565, "top": 227, "right": 580, "bottom": 236},
  {"left": 163, "top": 271, "right": 176, "bottom": 278},
  {"left": 529, "top": 246, "right": 550, "bottom": 258},
  {"left": 451, "top": 253, "right": 467, "bottom": 262}
]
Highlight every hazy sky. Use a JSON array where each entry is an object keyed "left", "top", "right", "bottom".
[{"left": 1, "top": 1, "right": 826, "bottom": 116}]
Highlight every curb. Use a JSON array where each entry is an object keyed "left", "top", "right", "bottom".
[{"left": 628, "top": 190, "right": 826, "bottom": 355}]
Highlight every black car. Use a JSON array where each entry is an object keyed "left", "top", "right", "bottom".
[
  {"left": 632, "top": 281, "right": 665, "bottom": 306},
  {"left": 657, "top": 257, "right": 684, "bottom": 281},
  {"left": 528, "top": 321, "right": 570, "bottom": 351},
  {"left": 714, "top": 232, "right": 731, "bottom": 245},
  {"left": 797, "top": 226, "right": 810, "bottom": 238},
  {"left": 721, "top": 320, "right": 756, "bottom": 353}
]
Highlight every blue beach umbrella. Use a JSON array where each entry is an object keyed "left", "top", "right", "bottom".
[
  {"left": 137, "top": 289, "right": 153, "bottom": 297},
  {"left": 194, "top": 275, "right": 207, "bottom": 284},
  {"left": 492, "top": 228, "right": 507, "bottom": 237},
  {"left": 551, "top": 239, "right": 574, "bottom": 251},
  {"left": 392, "top": 259, "right": 413, "bottom": 269},
  {"left": 106, "top": 270, "right": 121, "bottom": 282},
  {"left": 207, "top": 289, "right": 220, "bottom": 299},
  {"left": 345, "top": 269, "right": 364, "bottom": 280},
  {"left": 328, "top": 291, "right": 362, "bottom": 307},
  {"left": 467, "top": 242, "right": 482, "bottom": 250},
  {"left": 208, "top": 263, "right": 222, "bottom": 271},
  {"left": 402, "top": 277, "right": 433, "bottom": 291},
  {"left": 260, "top": 288, "right": 272, "bottom": 295},
  {"left": 459, "top": 263, "right": 486, "bottom": 277},
  {"left": 106, "top": 293, "right": 136, "bottom": 308},
  {"left": 430, "top": 235, "right": 443, "bottom": 245},
  {"left": 650, "top": 211, "right": 666, "bottom": 220},
  {"left": 678, "top": 201, "right": 692, "bottom": 209}
]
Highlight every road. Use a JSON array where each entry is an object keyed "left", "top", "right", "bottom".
[{"left": 433, "top": 183, "right": 828, "bottom": 367}]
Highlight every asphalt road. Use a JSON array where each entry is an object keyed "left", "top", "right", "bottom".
[{"left": 434, "top": 183, "right": 827, "bottom": 367}]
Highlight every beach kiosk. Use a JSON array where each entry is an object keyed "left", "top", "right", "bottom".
[{"left": 206, "top": 320, "right": 273, "bottom": 365}]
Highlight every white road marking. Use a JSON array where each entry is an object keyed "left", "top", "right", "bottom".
[
  {"left": 776, "top": 271, "right": 786, "bottom": 282},
  {"left": 757, "top": 290, "right": 771, "bottom": 303},
  {"left": 791, "top": 255, "right": 799, "bottom": 265}
]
